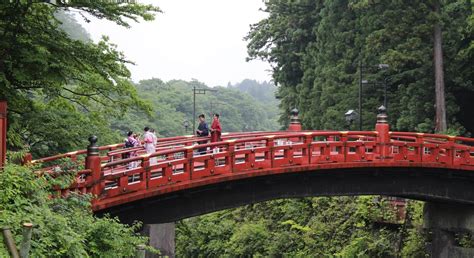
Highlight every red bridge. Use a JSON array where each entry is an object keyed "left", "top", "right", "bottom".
[{"left": 28, "top": 107, "right": 474, "bottom": 224}]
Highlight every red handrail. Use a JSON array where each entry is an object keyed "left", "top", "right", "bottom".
[{"left": 29, "top": 130, "right": 474, "bottom": 211}]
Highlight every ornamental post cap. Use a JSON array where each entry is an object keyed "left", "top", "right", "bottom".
[
  {"left": 290, "top": 108, "right": 299, "bottom": 117},
  {"left": 88, "top": 135, "right": 98, "bottom": 146},
  {"left": 377, "top": 105, "right": 387, "bottom": 114},
  {"left": 376, "top": 105, "right": 388, "bottom": 124},
  {"left": 87, "top": 135, "right": 99, "bottom": 156}
]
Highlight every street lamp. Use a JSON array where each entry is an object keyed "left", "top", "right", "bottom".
[
  {"left": 358, "top": 62, "right": 389, "bottom": 130},
  {"left": 345, "top": 109, "right": 358, "bottom": 130},
  {"left": 192, "top": 84, "right": 217, "bottom": 133},
  {"left": 183, "top": 120, "right": 190, "bottom": 133}
]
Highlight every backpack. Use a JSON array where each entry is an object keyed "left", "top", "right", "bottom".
[
  {"left": 125, "top": 139, "right": 134, "bottom": 148},
  {"left": 122, "top": 139, "right": 134, "bottom": 159}
]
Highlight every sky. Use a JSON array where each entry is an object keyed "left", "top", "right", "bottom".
[{"left": 77, "top": 0, "right": 272, "bottom": 87}]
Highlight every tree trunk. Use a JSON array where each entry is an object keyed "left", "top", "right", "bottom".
[{"left": 433, "top": 0, "right": 447, "bottom": 133}]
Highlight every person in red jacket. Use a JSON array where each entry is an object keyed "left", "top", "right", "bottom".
[{"left": 210, "top": 113, "right": 222, "bottom": 144}]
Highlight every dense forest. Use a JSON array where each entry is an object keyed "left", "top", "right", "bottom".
[
  {"left": 246, "top": 0, "right": 473, "bottom": 135},
  {"left": 0, "top": 0, "right": 473, "bottom": 256},
  {"left": 114, "top": 78, "right": 280, "bottom": 140},
  {"left": 177, "top": 197, "right": 427, "bottom": 256}
]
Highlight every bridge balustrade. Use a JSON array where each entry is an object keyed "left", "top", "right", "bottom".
[
  {"left": 76, "top": 131, "right": 468, "bottom": 207},
  {"left": 25, "top": 108, "right": 474, "bottom": 211}
]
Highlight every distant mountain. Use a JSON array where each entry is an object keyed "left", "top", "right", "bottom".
[
  {"left": 228, "top": 79, "right": 281, "bottom": 130},
  {"left": 109, "top": 78, "right": 281, "bottom": 137},
  {"left": 229, "top": 79, "right": 278, "bottom": 104}
]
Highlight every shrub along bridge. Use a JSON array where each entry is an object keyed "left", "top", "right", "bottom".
[{"left": 1, "top": 103, "right": 474, "bottom": 257}]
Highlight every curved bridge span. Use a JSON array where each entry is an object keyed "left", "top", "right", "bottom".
[{"left": 31, "top": 112, "right": 474, "bottom": 224}]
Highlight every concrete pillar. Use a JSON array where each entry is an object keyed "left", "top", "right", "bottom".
[
  {"left": 423, "top": 202, "right": 474, "bottom": 258},
  {"left": 143, "top": 223, "right": 175, "bottom": 258}
]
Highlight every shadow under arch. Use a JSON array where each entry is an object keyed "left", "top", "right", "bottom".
[{"left": 96, "top": 167, "right": 474, "bottom": 224}]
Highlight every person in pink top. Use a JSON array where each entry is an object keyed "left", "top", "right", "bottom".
[{"left": 143, "top": 127, "right": 157, "bottom": 165}]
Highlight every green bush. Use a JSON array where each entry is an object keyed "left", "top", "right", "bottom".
[{"left": 0, "top": 163, "right": 151, "bottom": 257}]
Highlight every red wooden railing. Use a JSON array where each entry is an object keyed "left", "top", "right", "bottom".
[{"left": 28, "top": 108, "right": 474, "bottom": 212}]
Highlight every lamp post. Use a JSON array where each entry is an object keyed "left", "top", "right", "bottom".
[
  {"left": 183, "top": 120, "right": 190, "bottom": 134},
  {"left": 192, "top": 84, "right": 217, "bottom": 133},
  {"left": 361, "top": 77, "right": 390, "bottom": 110},
  {"left": 345, "top": 109, "right": 358, "bottom": 130},
  {"left": 358, "top": 62, "right": 389, "bottom": 130}
]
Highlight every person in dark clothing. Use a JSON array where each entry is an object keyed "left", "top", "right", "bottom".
[{"left": 196, "top": 114, "right": 209, "bottom": 154}]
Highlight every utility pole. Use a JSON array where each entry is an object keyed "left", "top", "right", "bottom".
[{"left": 192, "top": 85, "right": 217, "bottom": 133}]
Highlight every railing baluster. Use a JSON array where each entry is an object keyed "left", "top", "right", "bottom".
[
  {"left": 341, "top": 132, "right": 348, "bottom": 162},
  {"left": 227, "top": 141, "right": 236, "bottom": 173},
  {"left": 142, "top": 155, "right": 150, "bottom": 190},
  {"left": 265, "top": 136, "right": 275, "bottom": 168},
  {"left": 184, "top": 146, "right": 194, "bottom": 180},
  {"left": 304, "top": 133, "right": 313, "bottom": 165}
]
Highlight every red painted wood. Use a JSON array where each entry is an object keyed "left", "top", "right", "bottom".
[{"left": 30, "top": 129, "right": 474, "bottom": 212}]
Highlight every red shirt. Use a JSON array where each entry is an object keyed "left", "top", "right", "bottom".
[{"left": 210, "top": 118, "right": 222, "bottom": 142}]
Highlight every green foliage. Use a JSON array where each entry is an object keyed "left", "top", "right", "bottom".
[
  {"left": 177, "top": 197, "right": 426, "bottom": 256},
  {"left": 229, "top": 79, "right": 281, "bottom": 129},
  {"left": 246, "top": 0, "right": 474, "bottom": 134},
  {"left": 55, "top": 11, "right": 91, "bottom": 42},
  {"left": 400, "top": 200, "right": 428, "bottom": 257},
  {"left": 0, "top": 1, "right": 159, "bottom": 155},
  {"left": 0, "top": 162, "right": 152, "bottom": 257},
  {"left": 110, "top": 79, "right": 280, "bottom": 138}
]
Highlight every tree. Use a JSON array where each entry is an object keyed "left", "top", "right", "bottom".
[
  {"left": 433, "top": 0, "right": 447, "bottom": 132},
  {"left": 176, "top": 197, "right": 426, "bottom": 256},
  {"left": 109, "top": 78, "right": 281, "bottom": 138},
  {"left": 246, "top": 0, "right": 473, "bottom": 134},
  {"left": 0, "top": 1, "right": 159, "bottom": 155}
]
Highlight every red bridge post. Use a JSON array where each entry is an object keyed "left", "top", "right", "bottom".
[
  {"left": 0, "top": 101, "right": 6, "bottom": 168},
  {"left": 375, "top": 105, "right": 390, "bottom": 160},
  {"left": 86, "top": 136, "right": 103, "bottom": 198},
  {"left": 288, "top": 108, "right": 302, "bottom": 132}
]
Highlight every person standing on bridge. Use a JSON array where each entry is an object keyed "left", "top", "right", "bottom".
[
  {"left": 196, "top": 114, "right": 209, "bottom": 154},
  {"left": 143, "top": 127, "right": 157, "bottom": 165},
  {"left": 126, "top": 131, "right": 140, "bottom": 169},
  {"left": 210, "top": 113, "right": 222, "bottom": 151}
]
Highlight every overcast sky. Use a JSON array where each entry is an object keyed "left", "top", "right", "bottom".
[{"left": 78, "top": 0, "right": 272, "bottom": 87}]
